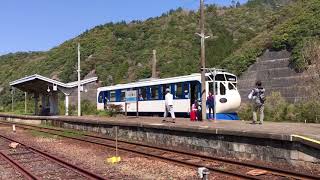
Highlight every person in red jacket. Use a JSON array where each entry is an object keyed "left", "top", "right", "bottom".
[{"left": 190, "top": 100, "right": 198, "bottom": 121}]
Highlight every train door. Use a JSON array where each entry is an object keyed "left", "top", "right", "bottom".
[{"left": 190, "top": 81, "right": 200, "bottom": 107}]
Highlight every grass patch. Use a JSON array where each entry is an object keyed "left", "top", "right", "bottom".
[
  {"left": 29, "top": 128, "right": 84, "bottom": 139},
  {"left": 28, "top": 122, "right": 85, "bottom": 138},
  {"left": 29, "top": 130, "right": 59, "bottom": 139},
  {"left": 59, "top": 129, "right": 85, "bottom": 138}
]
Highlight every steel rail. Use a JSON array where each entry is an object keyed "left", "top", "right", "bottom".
[
  {"left": 1, "top": 121, "right": 319, "bottom": 179},
  {"left": 0, "top": 122, "right": 257, "bottom": 179},
  {"left": 0, "top": 151, "right": 39, "bottom": 180},
  {"left": 0, "top": 134, "right": 106, "bottom": 180}
]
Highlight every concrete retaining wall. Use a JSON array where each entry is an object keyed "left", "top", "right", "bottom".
[{"left": 238, "top": 50, "right": 312, "bottom": 103}]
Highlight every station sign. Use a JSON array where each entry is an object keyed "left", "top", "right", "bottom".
[{"left": 125, "top": 90, "right": 137, "bottom": 103}]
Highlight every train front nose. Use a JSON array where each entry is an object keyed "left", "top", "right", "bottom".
[{"left": 218, "top": 92, "right": 241, "bottom": 113}]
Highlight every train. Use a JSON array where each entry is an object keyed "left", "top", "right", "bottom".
[{"left": 97, "top": 70, "right": 241, "bottom": 120}]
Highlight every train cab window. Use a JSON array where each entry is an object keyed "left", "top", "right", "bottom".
[
  {"left": 216, "top": 74, "right": 226, "bottom": 81},
  {"left": 207, "top": 74, "right": 225, "bottom": 81},
  {"left": 226, "top": 75, "right": 237, "bottom": 82},
  {"left": 138, "top": 87, "right": 147, "bottom": 100},
  {"left": 150, "top": 86, "right": 159, "bottom": 100},
  {"left": 209, "top": 82, "right": 218, "bottom": 95},
  {"left": 110, "top": 91, "right": 116, "bottom": 102},
  {"left": 120, "top": 90, "right": 126, "bottom": 101},
  {"left": 233, "top": 83, "right": 237, "bottom": 89},
  {"left": 175, "top": 83, "right": 183, "bottom": 99},
  {"left": 220, "top": 83, "right": 226, "bottom": 95},
  {"left": 228, "top": 83, "right": 236, "bottom": 90}
]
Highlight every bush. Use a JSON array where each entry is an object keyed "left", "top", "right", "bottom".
[
  {"left": 237, "top": 103, "right": 252, "bottom": 121},
  {"left": 263, "top": 92, "right": 288, "bottom": 122},
  {"left": 294, "top": 101, "right": 320, "bottom": 123},
  {"left": 238, "top": 92, "right": 320, "bottom": 123},
  {"left": 81, "top": 99, "right": 97, "bottom": 115},
  {"left": 105, "top": 104, "right": 122, "bottom": 117}
]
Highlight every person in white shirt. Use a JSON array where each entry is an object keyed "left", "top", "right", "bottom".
[{"left": 163, "top": 88, "right": 176, "bottom": 123}]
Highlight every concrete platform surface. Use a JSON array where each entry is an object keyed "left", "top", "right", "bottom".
[
  {"left": 71, "top": 116, "right": 320, "bottom": 141},
  {"left": 1, "top": 113, "right": 318, "bottom": 142}
]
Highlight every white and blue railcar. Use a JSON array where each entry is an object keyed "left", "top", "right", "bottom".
[{"left": 97, "top": 71, "right": 241, "bottom": 120}]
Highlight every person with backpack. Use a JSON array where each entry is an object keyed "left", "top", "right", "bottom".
[{"left": 248, "top": 80, "right": 266, "bottom": 124}]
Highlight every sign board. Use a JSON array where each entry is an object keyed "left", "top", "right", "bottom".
[{"left": 125, "top": 90, "right": 137, "bottom": 103}]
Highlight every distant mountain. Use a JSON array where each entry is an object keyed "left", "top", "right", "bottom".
[{"left": 2, "top": 0, "right": 319, "bottom": 107}]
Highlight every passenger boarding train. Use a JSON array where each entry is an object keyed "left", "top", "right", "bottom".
[{"left": 97, "top": 70, "right": 241, "bottom": 120}]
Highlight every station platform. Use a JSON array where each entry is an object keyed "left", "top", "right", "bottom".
[
  {"left": 1, "top": 114, "right": 319, "bottom": 146},
  {"left": 56, "top": 115, "right": 320, "bottom": 140},
  {"left": 1, "top": 113, "right": 319, "bottom": 167}
]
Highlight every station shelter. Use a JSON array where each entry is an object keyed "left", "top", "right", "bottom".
[{"left": 10, "top": 74, "right": 97, "bottom": 116}]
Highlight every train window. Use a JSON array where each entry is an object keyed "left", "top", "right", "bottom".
[
  {"left": 98, "top": 91, "right": 104, "bottom": 103},
  {"left": 226, "top": 74, "right": 237, "bottom": 82},
  {"left": 138, "top": 87, "right": 147, "bottom": 100},
  {"left": 209, "top": 82, "right": 218, "bottom": 95},
  {"left": 162, "top": 84, "right": 171, "bottom": 99},
  {"left": 120, "top": 90, "right": 126, "bottom": 101},
  {"left": 106, "top": 91, "right": 110, "bottom": 102},
  {"left": 183, "top": 83, "right": 189, "bottom": 98},
  {"left": 194, "top": 84, "right": 200, "bottom": 100},
  {"left": 228, "top": 83, "right": 236, "bottom": 90},
  {"left": 110, "top": 91, "right": 116, "bottom": 102},
  {"left": 216, "top": 74, "right": 226, "bottom": 81},
  {"left": 150, "top": 86, "right": 159, "bottom": 100},
  {"left": 175, "top": 83, "right": 183, "bottom": 99},
  {"left": 220, "top": 83, "right": 226, "bottom": 95},
  {"left": 233, "top": 83, "right": 237, "bottom": 88},
  {"left": 206, "top": 74, "right": 226, "bottom": 81}
]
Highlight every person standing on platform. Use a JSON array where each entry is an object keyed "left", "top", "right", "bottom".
[
  {"left": 206, "top": 91, "right": 215, "bottom": 120},
  {"left": 248, "top": 80, "right": 266, "bottom": 125},
  {"left": 163, "top": 88, "right": 176, "bottom": 123}
]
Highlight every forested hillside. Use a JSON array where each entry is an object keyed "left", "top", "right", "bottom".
[{"left": 1, "top": 0, "right": 319, "bottom": 107}]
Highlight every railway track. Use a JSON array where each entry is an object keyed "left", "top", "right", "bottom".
[
  {"left": 1, "top": 121, "right": 319, "bottom": 180},
  {"left": 0, "top": 131, "right": 106, "bottom": 180}
]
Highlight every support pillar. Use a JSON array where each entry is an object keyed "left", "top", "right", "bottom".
[
  {"left": 41, "top": 94, "right": 46, "bottom": 115},
  {"left": 65, "top": 95, "right": 69, "bottom": 116},
  {"left": 34, "top": 93, "right": 39, "bottom": 115},
  {"left": 58, "top": 87, "right": 73, "bottom": 117},
  {"left": 49, "top": 92, "right": 59, "bottom": 115}
]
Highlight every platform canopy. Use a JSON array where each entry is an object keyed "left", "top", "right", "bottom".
[
  {"left": 9, "top": 74, "right": 98, "bottom": 116},
  {"left": 10, "top": 74, "right": 97, "bottom": 94}
]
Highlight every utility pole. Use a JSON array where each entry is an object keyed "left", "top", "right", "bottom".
[
  {"left": 196, "top": 0, "right": 210, "bottom": 120},
  {"left": 77, "top": 43, "right": 81, "bottom": 116},
  {"left": 152, "top": 49, "right": 157, "bottom": 78}
]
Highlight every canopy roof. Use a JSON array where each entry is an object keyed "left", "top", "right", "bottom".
[{"left": 10, "top": 74, "right": 98, "bottom": 94}]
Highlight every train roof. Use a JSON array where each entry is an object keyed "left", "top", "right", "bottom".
[{"left": 98, "top": 72, "right": 236, "bottom": 91}]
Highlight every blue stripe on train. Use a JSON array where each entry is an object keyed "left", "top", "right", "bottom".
[
  {"left": 207, "top": 113, "right": 239, "bottom": 120},
  {"left": 125, "top": 111, "right": 239, "bottom": 120}
]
